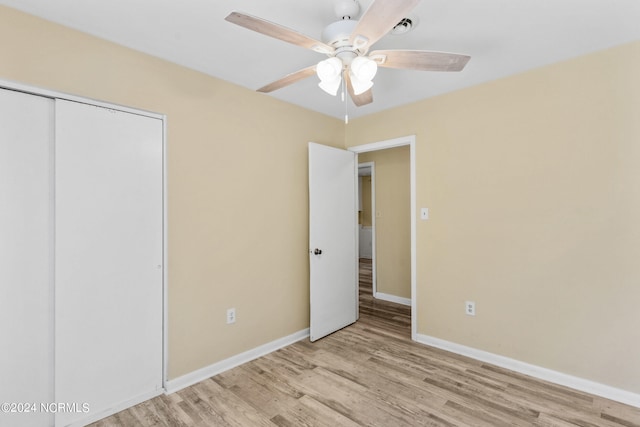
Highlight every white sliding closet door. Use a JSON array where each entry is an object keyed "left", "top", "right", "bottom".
[
  {"left": 54, "top": 100, "right": 163, "bottom": 426},
  {"left": 0, "top": 89, "right": 54, "bottom": 427}
]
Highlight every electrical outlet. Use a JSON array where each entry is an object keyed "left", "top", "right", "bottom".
[
  {"left": 465, "top": 301, "right": 476, "bottom": 316},
  {"left": 226, "top": 308, "right": 236, "bottom": 324}
]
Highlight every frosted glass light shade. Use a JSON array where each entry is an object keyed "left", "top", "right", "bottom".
[
  {"left": 316, "top": 57, "right": 342, "bottom": 82},
  {"left": 318, "top": 78, "right": 341, "bottom": 96},
  {"left": 351, "top": 56, "right": 377, "bottom": 81},
  {"left": 316, "top": 57, "right": 343, "bottom": 96},
  {"left": 349, "top": 56, "right": 377, "bottom": 95},
  {"left": 348, "top": 72, "right": 374, "bottom": 95}
]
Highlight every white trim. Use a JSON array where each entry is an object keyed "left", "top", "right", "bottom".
[
  {"left": 165, "top": 328, "right": 310, "bottom": 394},
  {"left": 48, "top": 98, "right": 56, "bottom": 427},
  {"left": 375, "top": 292, "right": 411, "bottom": 306},
  {"left": 353, "top": 155, "right": 360, "bottom": 323},
  {"left": 162, "top": 116, "right": 169, "bottom": 391},
  {"left": 66, "top": 389, "right": 164, "bottom": 427},
  {"left": 358, "top": 161, "right": 377, "bottom": 295},
  {"left": 0, "top": 78, "right": 163, "bottom": 120},
  {"left": 350, "top": 136, "right": 414, "bottom": 152},
  {"left": 371, "top": 164, "right": 377, "bottom": 297},
  {"left": 416, "top": 333, "right": 640, "bottom": 409},
  {"left": 350, "top": 135, "right": 417, "bottom": 341}
]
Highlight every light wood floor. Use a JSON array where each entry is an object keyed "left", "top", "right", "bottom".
[{"left": 92, "top": 259, "right": 640, "bottom": 426}]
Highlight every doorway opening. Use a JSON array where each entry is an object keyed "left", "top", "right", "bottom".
[
  {"left": 349, "top": 135, "right": 417, "bottom": 341},
  {"left": 357, "top": 161, "right": 375, "bottom": 290}
]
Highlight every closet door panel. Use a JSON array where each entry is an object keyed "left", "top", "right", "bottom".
[
  {"left": 0, "top": 89, "right": 54, "bottom": 427},
  {"left": 54, "top": 100, "right": 163, "bottom": 426}
]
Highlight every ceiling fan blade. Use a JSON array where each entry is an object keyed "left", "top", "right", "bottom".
[
  {"left": 370, "top": 50, "right": 470, "bottom": 71},
  {"left": 257, "top": 65, "right": 317, "bottom": 93},
  {"left": 344, "top": 71, "right": 373, "bottom": 107},
  {"left": 226, "top": 12, "right": 335, "bottom": 54},
  {"left": 349, "top": 0, "right": 421, "bottom": 51}
]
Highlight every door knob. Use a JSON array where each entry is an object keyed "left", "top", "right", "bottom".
[{"left": 314, "top": 248, "right": 322, "bottom": 255}]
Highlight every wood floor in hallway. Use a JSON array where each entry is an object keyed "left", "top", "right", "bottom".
[{"left": 92, "top": 258, "right": 640, "bottom": 426}]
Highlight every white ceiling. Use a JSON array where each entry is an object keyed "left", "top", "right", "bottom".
[{"left": 2, "top": 0, "right": 639, "bottom": 119}]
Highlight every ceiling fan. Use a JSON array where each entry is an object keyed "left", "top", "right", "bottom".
[{"left": 225, "top": 0, "right": 470, "bottom": 108}]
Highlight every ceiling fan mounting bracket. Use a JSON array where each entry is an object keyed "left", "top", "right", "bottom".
[{"left": 333, "top": 0, "right": 360, "bottom": 20}]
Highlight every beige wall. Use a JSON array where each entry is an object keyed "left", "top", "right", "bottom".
[
  {"left": 3, "top": 4, "right": 639, "bottom": 397},
  {"left": 0, "top": 6, "right": 344, "bottom": 379},
  {"left": 359, "top": 148, "right": 411, "bottom": 299},
  {"left": 347, "top": 41, "right": 640, "bottom": 394}
]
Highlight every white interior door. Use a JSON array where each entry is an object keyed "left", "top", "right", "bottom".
[
  {"left": 0, "top": 88, "right": 54, "bottom": 427},
  {"left": 308, "top": 142, "right": 357, "bottom": 342},
  {"left": 54, "top": 100, "right": 163, "bottom": 426}
]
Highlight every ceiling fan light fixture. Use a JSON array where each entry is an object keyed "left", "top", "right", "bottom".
[
  {"left": 317, "top": 57, "right": 343, "bottom": 96},
  {"left": 349, "top": 56, "right": 377, "bottom": 95},
  {"left": 316, "top": 57, "right": 343, "bottom": 81},
  {"left": 318, "top": 77, "right": 342, "bottom": 96},
  {"left": 351, "top": 56, "right": 378, "bottom": 81},
  {"left": 349, "top": 71, "right": 374, "bottom": 95}
]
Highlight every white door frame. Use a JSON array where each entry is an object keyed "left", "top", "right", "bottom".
[
  {"left": 357, "top": 162, "right": 377, "bottom": 296},
  {"left": 349, "top": 135, "right": 417, "bottom": 341}
]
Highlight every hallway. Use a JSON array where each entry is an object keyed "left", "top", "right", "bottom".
[{"left": 358, "top": 258, "right": 411, "bottom": 339}]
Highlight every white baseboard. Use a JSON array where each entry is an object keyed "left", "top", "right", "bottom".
[
  {"left": 415, "top": 333, "right": 640, "bottom": 409},
  {"left": 375, "top": 292, "right": 411, "bottom": 306},
  {"left": 165, "top": 328, "right": 309, "bottom": 394},
  {"left": 68, "top": 388, "right": 163, "bottom": 427}
]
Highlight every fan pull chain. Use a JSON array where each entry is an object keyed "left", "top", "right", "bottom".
[{"left": 343, "top": 79, "right": 349, "bottom": 124}]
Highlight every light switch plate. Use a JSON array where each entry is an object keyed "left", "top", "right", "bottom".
[{"left": 420, "top": 208, "right": 429, "bottom": 220}]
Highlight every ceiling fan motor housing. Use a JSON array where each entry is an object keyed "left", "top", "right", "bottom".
[{"left": 321, "top": 19, "right": 358, "bottom": 48}]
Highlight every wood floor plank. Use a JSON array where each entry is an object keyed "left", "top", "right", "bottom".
[
  {"left": 148, "top": 394, "right": 192, "bottom": 427},
  {"left": 241, "top": 361, "right": 305, "bottom": 400},
  {"left": 288, "top": 366, "right": 419, "bottom": 426},
  {"left": 271, "top": 394, "right": 362, "bottom": 427},
  {"left": 90, "top": 259, "right": 640, "bottom": 426},
  {"left": 223, "top": 367, "right": 301, "bottom": 419},
  {"left": 191, "top": 378, "right": 276, "bottom": 427},
  {"left": 128, "top": 400, "right": 169, "bottom": 427},
  {"left": 596, "top": 398, "right": 640, "bottom": 427},
  {"left": 176, "top": 386, "right": 229, "bottom": 426}
]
